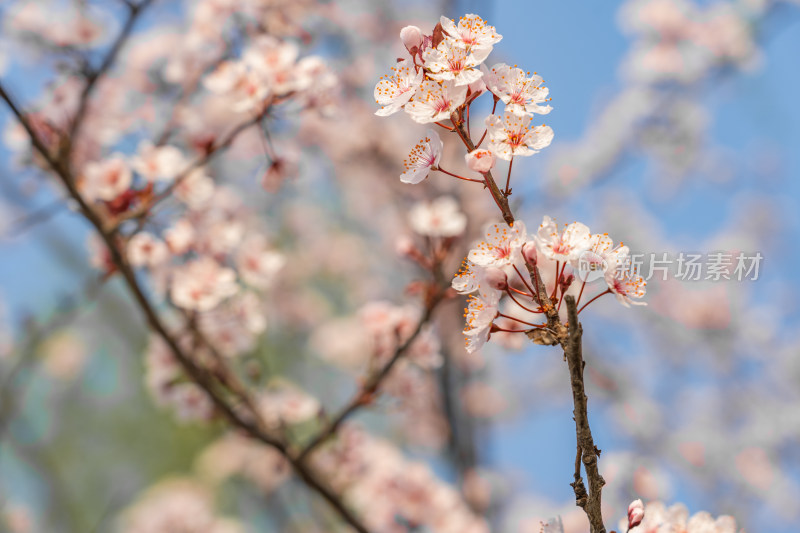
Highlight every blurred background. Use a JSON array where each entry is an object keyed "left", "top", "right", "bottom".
[{"left": 1, "top": 0, "right": 799, "bottom": 531}]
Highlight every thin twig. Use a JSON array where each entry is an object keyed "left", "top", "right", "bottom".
[{"left": 297, "top": 294, "right": 443, "bottom": 462}]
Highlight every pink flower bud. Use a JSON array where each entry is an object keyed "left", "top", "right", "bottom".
[
  {"left": 465, "top": 149, "right": 495, "bottom": 173},
  {"left": 484, "top": 267, "right": 508, "bottom": 290},
  {"left": 522, "top": 241, "right": 537, "bottom": 265},
  {"left": 395, "top": 235, "right": 416, "bottom": 257},
  {"left": 400, "top": 25, "right": 423, "bottom": 50},
  {"left": 627, "top": 499, "right": 645, "bottom": 529}
]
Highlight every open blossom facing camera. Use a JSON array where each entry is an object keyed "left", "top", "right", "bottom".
[
  {"left": 127, "top": 232, "right": 169, "bottom": 268},
  {"left": 400, "top": 130, "right": 443, "bottom": 184},
  {"left": 485, "top": 112, "right": 554, "bottom": 160},
  {"left": 422, "top": 38, "right": 491, "bottom": 86},
  {"left": 404, "top": 79, "right": 468, "bottom": 124},
  {"left": 81, "top": 155, "right": 132, "bottom": 202},
  {"left": 439, "top": 14, "right": 502, "bottom": 53},
  {"left": 535, "top": 215, "right": 591, "bottom": 262},
  {"left": 170, "top": 257, "right": 239, "bottom": 312},
  {"left": 374, "top": 59, "right": 423, "bottom": 117},
  {"left": 468, "top": 221, "right": 527, "bottom": 268}
]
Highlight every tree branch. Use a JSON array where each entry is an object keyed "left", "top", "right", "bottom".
[
  {"left": 564, "top": 295, "right": 606, "bottom": 533},
  {"left": 0, "top": 80, "right": 372, "bottom": 533},
  {"left": 66, "top": 0, "right": 154, "bottom": 147},
  {"left": 297, "top": 294, "right": 443, "bottom": 462},
  {"left": 450, "top": 107, "right": 607, "bottom": 531}
]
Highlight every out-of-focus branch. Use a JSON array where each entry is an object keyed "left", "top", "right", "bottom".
[
  {"left": 2, "top": 198, "right": 68, "bottom": 238},
  {"left": 109, "top": 111, "right": 269, "bottom": 232},
  {"left": 297, "top": 292, "right": 445, "bottom": 462},
  {"left": 0, "top": 81, "right": 372, "bottom": 533},
  {"left": 66, "top": 0, "right": 155, "bottom": 147}
]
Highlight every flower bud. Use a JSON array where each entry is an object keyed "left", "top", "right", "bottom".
[
  {"left": 627, "top": 499, "right": 645, "bottom": 529},
  {"left": 400, "top": 25, "right": 424, "bottom": 50},
  {"left": 395, "top": 235, "right": 416, "bottom": 257},
  {"left": 465, "top": 149, "right": 496, "bottom": 173},
  {"left": 484, "top": 267, "right": 508, "bottom": 290},
  {"left": 522, "top": 241, "right": 537, "bottom": 265}
]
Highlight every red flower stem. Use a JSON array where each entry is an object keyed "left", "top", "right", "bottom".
[
  {"left": 505, "top": 156, "right": 514, "bottom": 195},
  {"left": 466, "top": 103, "right": 472, "bottom": 138},
  {"left": 551, "top": 261, "right": 561, "bottom": 301},
  {"left": 492, "top": 326, "right": 532, "bottom": 333},
  {"left": 496, "top": 312, "right": 545, "bottom": 328},
  {"left": 505, "top": 288, "right": 541, "bottom": 314},
  {"left": 576, "top": 280, "right": 587, "bottom": 307},
  {"left": 577, "top": 289, "right": 612, "bottom": 315},
  {"left": 435, "top": 166, "right": 484, "bottom": 183},
  {"left": 474, "top": 99, "right": 498, "bottom": 149},
  {"left": 513, "top": 264, "right": 537, "bottom": 299},
  {"left": 509, "top": 286, "right": 534, "bottom": 298}
]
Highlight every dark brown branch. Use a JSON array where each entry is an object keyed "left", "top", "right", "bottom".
[
  {"left": 0, "top": 81, "right": 371, "bottom": 533},
  {"left": 66, "top": 0, "right": 154, "bottom": 147},
  {"left": 109, "top": 111, "right": 268, "bottom": 231},
  {"left": 564, "top": 295, "right": 606, "bottom": 533}
]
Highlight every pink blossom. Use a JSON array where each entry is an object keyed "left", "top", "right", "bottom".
[
  {"left": 605, "top": 269, "right": 648, "bottom": 307},
  {"left": 465, "top": 148, "right": 496, "bottom": 173},
  {"left": 81, "top": 155, "right": 132, "bottom": 202},
  {"left": 164, "top": 219, "right": 195, "bottom": 255},
  {"left": 374, "top": 59, "right": 423, "bottom": 117},
  {"left": 400, "top": 25, "right": 423, "bottom": 50},
  {"left": 130, "top": 141, "right": 187, "bottom": 183},
  {"left": 439, "top": 14, "right": 502, "bottom": 54},
  {"left": 127, "top": 232, "right": 169, "bottom": 268},
  {"left": 243, "top": 36, "right": 301, "bottom": 96},
  {"left": 235, "top": 236, "right": 285, "bottom": 289},
  {"left": 624, "top": 501, "right": 737, "bottom": 533},
  {"left": 404, "top": 79, "right": 468, "bottom": 124},
  {"left": 468, "top": 221, "right": 527, "bottom": 268},
  {"left": 173, "top": 168, "right": 214, "bottom": 209},
  {"left": 422, "top": 38, "right": 490, "bottom": 86},
  {"left": 408, "top": 196, "right": 467, "bottom": 237},
  {"left": 203, "top": 60, "right": 269, "bottom": 113},
  {"left": 170, "top": 257, "right": 238, "bottom": 312},
  {"left": 534, "top": 216, "right": 591, "bottom": 263},
  {"left": 399, "top": 130, "right": 443, "bottom": 184},
  {"left": 485, "top": 111, "right": 554, "bottom": 160},
  {"left": 463, "top": 290, "right": 500, "bottom": 354},
  {"left": 628, "top": 499, "right": 645, "bottom": 529},
  {"left": 481, "top": 63, "right": 552, "bottom": 116}
]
